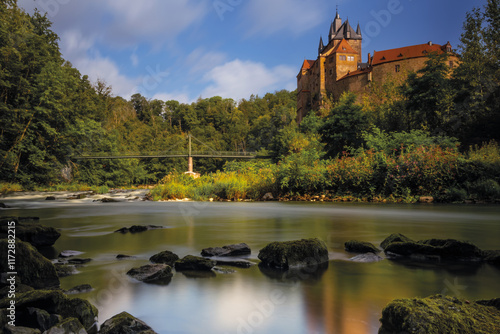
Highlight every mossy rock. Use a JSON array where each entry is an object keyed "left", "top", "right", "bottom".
[
  {"left": 174, "top": 255, "right": 216, "bottom": 272},
  {"left": 344, "top": 240, "right": 380, "bottom": 254},
  {"left": 384, "top": 239, "right": 484, "bottom": 261},
  {"left": 476, "top": 298, "right": 500, "bottom": 311},
  {"left": 0, "top": 290, "right": 97, "bottom": 333},
  {"left": 379, "top": 294, "right": 500, "bottom": 334},
  {"left": 0, "top": 284, "right": 34, "bottom": 299},
  {"left": 0, "top": 217, "right": 60, "bottom": 247},
  {"left": 54, "top": 263, "right": 78, "bottom": 278},
  {"left": 149, "top": 250, "right": 179, "bottom": 266},
  {"left": 483, "top": 250, "right": 500, "bottom": 266},
  {"left": 0, "top": 239, "right": 59, "bottom": 289},
  {"left": 258, "top": 238, "right": 329, "bottom": 270},
  {"left": 44, "top": 317, "right": 87, "bottom": 334},
  {"left": 3, "top": 324, "right": 42, "bottom": 333},
  {"left": 201, "top": 243, "right": 251, "bottom": 257},
  {"left": 99, "top": 311, "right": 157, "bottom": 334},
  {"left": 126, "top": 264, "right": 173, "bottom": 285},
  {"left": 380, "top": 233, "right": 414, "bottom": 250}
]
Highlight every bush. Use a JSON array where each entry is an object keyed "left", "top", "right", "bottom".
[
  {"left": 440, "top": 187, "right": 468, "bottom": 202},
  {"left": 468, "top": 179, "right": 500, "bottom": 200}
]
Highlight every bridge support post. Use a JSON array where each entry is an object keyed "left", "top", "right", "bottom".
[{"left": 187, "top": 134, "right": 193, "bottom": 173}]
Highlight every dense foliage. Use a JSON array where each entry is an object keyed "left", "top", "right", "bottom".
[{"left": 1, "top": 0, "right": 499, "bottom": 203}]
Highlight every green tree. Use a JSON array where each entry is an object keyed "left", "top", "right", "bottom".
[
  {"left": 320, "top": 92, "right": 369, "bottom": 157},
  {"left": 402, "top": 53, "right": 456, "bottom": 136}
]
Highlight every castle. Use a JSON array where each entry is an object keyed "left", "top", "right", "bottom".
[{"left": 297, "top": 11, "right": 457, "bottom": 122}]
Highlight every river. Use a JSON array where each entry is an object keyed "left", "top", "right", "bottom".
[{"left": 2, "top": 194, "right": 500, "bottom": 334}]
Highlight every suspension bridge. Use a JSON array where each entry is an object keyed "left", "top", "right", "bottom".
[{"left": 71, "top": 134, "right": 269, "bottom": 173}]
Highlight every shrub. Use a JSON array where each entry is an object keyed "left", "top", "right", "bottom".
[{"left": 468, "top": 179, "right": 500, "bottom": 200}]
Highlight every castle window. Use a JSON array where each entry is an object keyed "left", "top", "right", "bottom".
[
  {"left": 330, "top": 69, "right": 333, "bottom": 76},
  {"left": 347, "top": 56, "right": 354, "bottom": 61},
  {"left": 339, "top": 55, "right": 346, "bottom": 61},
  {"left": 395, "top": 64, "right": 400, "bottom": 73}
]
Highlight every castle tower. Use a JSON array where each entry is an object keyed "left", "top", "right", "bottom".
[
  {"left": 297, "top": 11, "right": 363, "bottom": 121},
  {"left": 318, "top": 36, "right": 325, "bottom": 55}
]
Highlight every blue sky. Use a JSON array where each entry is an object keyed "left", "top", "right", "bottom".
[{"left": 18, "top": 0, "right": 486, "bottom": 104}]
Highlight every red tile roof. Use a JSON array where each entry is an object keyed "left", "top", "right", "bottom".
[
  {"left": 371, "top": 43, "right": 447, "bottom": 66},
  {"left": 331, "top": 39, "right": 358, "bottom": 54},
  {"left": 339, "top": 67, "right": 372, "bottom": 80},
  {"left": 301, "top": 59, "right": 316, "bottom": 71}
]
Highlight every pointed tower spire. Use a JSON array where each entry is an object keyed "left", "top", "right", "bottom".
[
  {"left": 318, "top": 36, "right": 325, "bottom": 55},
  {"left": 334, "top": 9, "right": 342, "bottom": 33},
  {"left": 345, "top": 18, "right": 351, "bottom": 39},
  {"left": 356, "top": 22, "right": 362, "bottom": 36},
  {"left": 329, "top": 21, "right": 335, "bottom": 42}
]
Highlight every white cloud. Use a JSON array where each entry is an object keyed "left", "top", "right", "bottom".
[
  {"left": 244, "top": 0, "right": 326, "bottom": 36},
  {"left": 60, "top": 30, "right": 139, "bottom": 99},
  {"left": 103, "top": 0, "right": 208, "bottom": 48},
  {"left": 153, "top": 92, "right": 192, "bottom": 104},
  {"left": 185, "top": 48, "right": 227, "bottom": 74},
  {"left": 20, "top": 0, "right": 209, "bottom": 49},
  {"left": 201, "top": 59, "right": 296, "bottom": 101}
]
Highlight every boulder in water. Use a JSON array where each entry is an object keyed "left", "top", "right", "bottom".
[
  {"left": 0, "top": 239, "right": 59, "bottom": 289},
  {"left": 258, "top": 238, "right": 329, "bottom": 270},
  {"left": 44, "top": 317, "right": 88, "bottom": 334},
  {"left": 384, "top": 239, "right": 484, "bottom": 261},
  {"left": 379, "top": 295, "right": 500, "bottom": 334},
  {"left": 344, "top": 240, "right": 380, "bottom": 253},
  {"left": 99, "top": 311, "right": 157, "bottom": 334},
  {"left": 201, "top": 243, "right": 251, "bottom": 257},
  {"left": 0, "top": 290, "right": 98, "bottom": 334},
  {"left": 126, "top": 264, "right": 173, "bottom": 284},
  {"left": 149, "top": 250, "right": 179, "bottom": 266},
  {"left": 380, "top": 233, "right": 414, "bottom": 250},
  {"left": 174, "top": 255, "right": 216, "bottom": 272},
  {"left": 0, "top": 217, "right": 60, "bottom": 247},
  {"left": 114, "top": 225, "right": 163, "bottom": 233}
]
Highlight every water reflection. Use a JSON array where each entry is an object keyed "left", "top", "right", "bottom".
[
  {"left": 3, "top": 201, "right": 500, "bottom": 333},
  {"left": 258, "top": 262, "right": 329, "bottom": 282}
]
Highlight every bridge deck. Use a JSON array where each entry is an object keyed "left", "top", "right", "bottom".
[{"left": 72, "top": 151, "right": 265, "bottom": 160}]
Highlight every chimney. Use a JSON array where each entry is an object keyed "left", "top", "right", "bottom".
[
  {"left": 368, "top": 53, "right": 371, "bottom": 65},
  {"left": 428, "top": 41, "right": 433, "bottom": 46}
]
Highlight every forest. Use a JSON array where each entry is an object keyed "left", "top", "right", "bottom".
[{"left": 1, "top": 0, "right": 499, "bottom": 202}]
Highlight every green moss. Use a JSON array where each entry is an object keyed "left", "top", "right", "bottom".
[
  {"left": 0, "top": 290, "right": 98, "bottom": 333},
  {"left": 344, "top": 240, "right": 380, "bottom": 253},
  {"left": 379, "top": 295, "right": 500, "bottom": 334},
  {"left": 385, "top": 239, "right": 483, "bottom": 259},
  {"left": 258, "top": 238, "right": 329, "bottom": 269},
  {"left": 100, "top": 311, "right": 156, "bottom": 334},
  {"left": 174, "top": 255, "right": 216, "bottom": 271},
  {"left": 0, "top": 239, "right": 59, "bottom": 289},
  {"left": 47, "top": 317, "right": 86, "bottom": 333},
  {"left": 149, "top": 250, "right": 179, "bottom": 266},
  {"left": 380, "top": 233, "right": 414, "bottom": 250}
]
